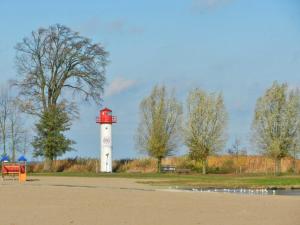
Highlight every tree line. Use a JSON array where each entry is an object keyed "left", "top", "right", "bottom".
[
  {"left": 0, "top": 86, "right": 29, "bottom": 162},
  {"left": 136, "top": 83, "right": 300, "bottom": 174},
  {"left": 1, "top": 24, "right": 299, "bottom": 175}
]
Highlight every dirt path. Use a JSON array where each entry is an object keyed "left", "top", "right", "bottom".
[{"left": 0, "top": 176, "right": 299, "bottom": 225}]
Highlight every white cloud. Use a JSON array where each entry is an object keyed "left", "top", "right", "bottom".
[
  {"left": 191, "top": 0, "right": 234, "bottom": 12},
  {"left": 105, "top": 77, "right": 137, "bottom": 97},
  {"left": 79, "top": 17, "right": 144, "bottom": 35}
]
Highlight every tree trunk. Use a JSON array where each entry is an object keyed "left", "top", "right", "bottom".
[
  {"left": 157, "top": 157, "right": 162, "bottom": 173},
  {"left": 202, "top": 159, "right": 207, "bottom": 174},
  {"left": 43, "top": 158, "right": 53, "bottom": 172},
  {"left": 274, "top": 158, "right": 281, "bottom": 175},
  {"left": 293, "top": 157, "right": 297, "bottom": 174},
  {"left": 2, "top": 133, "right": 6, "bottom": 155},
  {"left": 96, "top": 160, "right": 99, "bottom": 173},
  {"left": 293, "top": 146, "right": 297, "bottom": 174},
  {"left": 11, "top": 133, "right": 15, "bottom": 162},
  {"left": 11, "top": 119, "right": 16, "bottom": 162},
  {"left": 12, "top": 148, "right": 15, "bottom": 162}
]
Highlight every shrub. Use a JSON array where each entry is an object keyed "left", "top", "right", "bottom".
[
  {"left": 113, "top": 159, "right": 133, "bottom": 172},
  {"left": 222, "top": 159, "right": 235, "bottom": 173},
  {"left": 26, "top": 155, "right": 300, "bottom": 174}
]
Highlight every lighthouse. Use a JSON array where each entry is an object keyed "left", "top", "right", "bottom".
[{"left": 96, "top": 108, "right": 117, "bottom": 172}]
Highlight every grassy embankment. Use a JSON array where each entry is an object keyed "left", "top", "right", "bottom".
[{"left": 29, "top": 172, "right": 300, "bottom": 189}]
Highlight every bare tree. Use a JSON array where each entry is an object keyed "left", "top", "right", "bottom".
[
  {"left": 20, "top": 130, "right": 31, "bottom": 156},
  {"left": 0, "top": 86, "right": 10, "bottom": 156},
  {"left": 252, "top": 82, "right": 300, "bottom": 175},
  {"left": 8, "top": 100, "right": 29, "bottom": 161},
  {"left": 14, "top": 24, "right": 108, "bottom": 116},
  {"left": 227, "top": 138, "right": 241, "bottom": 156},
  {"left": 227, "top": 137, "right": 247, "bottom": 174},
  {"left": 136, "top": 85, "right": 182, "bottom": 172},
  {"left": 184, "top": 88, "right": 228, "bottom": 174},
  {"left": 0, "top": 85, "right": 30, "bottom": 161},
  {"left": 13, "top": 24, "right": 108, "bottom": 168}
]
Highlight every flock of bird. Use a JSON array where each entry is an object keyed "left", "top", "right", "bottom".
[{"left": 171, "top": 187, "right": 277, "bottom": 195}]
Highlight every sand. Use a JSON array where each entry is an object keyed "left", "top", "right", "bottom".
[{"left": 0, "top": 176, "right": 299, "bottom": 225}]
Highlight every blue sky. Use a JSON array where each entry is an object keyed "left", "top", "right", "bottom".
[{"left": 0, "top": 0, "right": 300, "bottom": 159}]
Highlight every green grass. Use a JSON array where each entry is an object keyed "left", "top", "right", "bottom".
[
  {"left": 29, "top": 172, "right": 300, "bottom": 189},
  {"left": 140, "top": 175, "right": 300, "bottom": 189}
]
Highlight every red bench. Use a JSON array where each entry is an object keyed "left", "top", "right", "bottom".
[{"left": 1, "top": 163, "right": 26, "bottom": 181}]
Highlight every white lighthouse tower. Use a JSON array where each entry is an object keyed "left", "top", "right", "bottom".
[{"left": 96, "top": 108, "right": 117, "bottom": 172}]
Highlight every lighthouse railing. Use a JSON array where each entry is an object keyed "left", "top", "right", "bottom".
[{"left": 96, "top": 116, "right": 117, "bottom": 123}]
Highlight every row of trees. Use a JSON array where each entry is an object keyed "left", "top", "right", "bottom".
[
  {"left": 0, "top": 84, "right": 74, "bottom": 166},
  {"left": 5, "top": 24, "right": 299, "bottom": 175},
  {"left": 136, "top": 83, "right": 300, "bottom": 174},
  {"left": 0, "top": 87, "right": 29, "bottom": 161}
]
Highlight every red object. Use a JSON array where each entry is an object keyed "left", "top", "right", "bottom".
[
  {"left": 19, "top": 165, "right": 26, "bottom": 174},
  {"left": 1, "top": 163, "right": 26, "bottom": 174},
  {"left": 96, "top": 108, "right": 117, "bottom": 124}
]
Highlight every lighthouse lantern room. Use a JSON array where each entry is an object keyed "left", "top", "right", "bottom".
[{"left": 96, "top": 108, "right": 117, "bottom": 172}]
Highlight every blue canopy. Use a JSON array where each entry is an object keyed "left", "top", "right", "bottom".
[
  {"left": 18, "top": 155, "right": 27, "bottom": 162},
  {"left": 1, "top": 155, "right": 10, "bottom": 162}
]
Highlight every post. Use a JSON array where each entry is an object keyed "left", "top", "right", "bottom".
[{"left": 293, "top": 144, "right": 297, "bottom": 174}]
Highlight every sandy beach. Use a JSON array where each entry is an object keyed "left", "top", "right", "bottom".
[{"left": 0, "top": 176, "right": 299, "bottom": 225}]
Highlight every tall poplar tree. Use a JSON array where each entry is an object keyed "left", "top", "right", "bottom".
[
  {"left": 136, "top": 85, "right": 182, "bottom": 172},
  {"left": 252, "top": 82, "right": 300, "bottom": 174},
  {"left": 184, "top": 88, "right": 228, "bottom": 174}
]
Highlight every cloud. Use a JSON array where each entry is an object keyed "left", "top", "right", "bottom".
[
  {"left": 105, "top": 77, "right": 137, "bottom": 97},
  {"left": 106, "top": 20, "right": 125, "bottom": 33},
  {"left": 127, "top": 26, "right": 145, "bottom": 35},
  {"left": 79, "top": 18, "right": 144, "bottom": 35},
  {"left": 191, "top": 0, "right": 234, "bottom": 12}
]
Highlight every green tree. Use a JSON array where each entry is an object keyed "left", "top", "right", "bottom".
[
  {"left": 184, "top": 88, "right": 228, "bottom": 174},
  {"left": 252, "top": 82, "right": 300, "bottom": 174},
  {"left": 136, "top": 85, "right": 182, "bottom": 172},
  {"left": 32, "top": 105, "right": 74, "bottom": 170}
]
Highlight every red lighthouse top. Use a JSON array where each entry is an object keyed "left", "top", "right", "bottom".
[{"left": 96, "top": 107, "right": 117, "bottom": 124}]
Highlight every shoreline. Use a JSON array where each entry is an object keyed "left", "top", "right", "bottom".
[{"left": 27, "top": 172, "right": 300, "bottom": 190}]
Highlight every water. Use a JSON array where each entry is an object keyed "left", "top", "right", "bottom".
[{"left": 173, "top": 187, "right": 300, "bottom": 196}]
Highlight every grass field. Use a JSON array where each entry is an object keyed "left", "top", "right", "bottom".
[{"left": 29, "top": 172, "right": 300, "bottom": 189}]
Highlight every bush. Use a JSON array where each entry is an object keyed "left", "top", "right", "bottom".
[
  {"left": 113, "top": 159, "right": 133, "bottom": 172},
  {"left": 26, "top": 155, "right": 300, "bottom": 174},
  {"left": 27, "top": 162, "right": 44, "bottom": 173},
  {"left": 222, "top": 159, "right": 235, "bottom": 173},
  {"left": 175, "top": 157, "right": 204, "bottom": 173}
]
